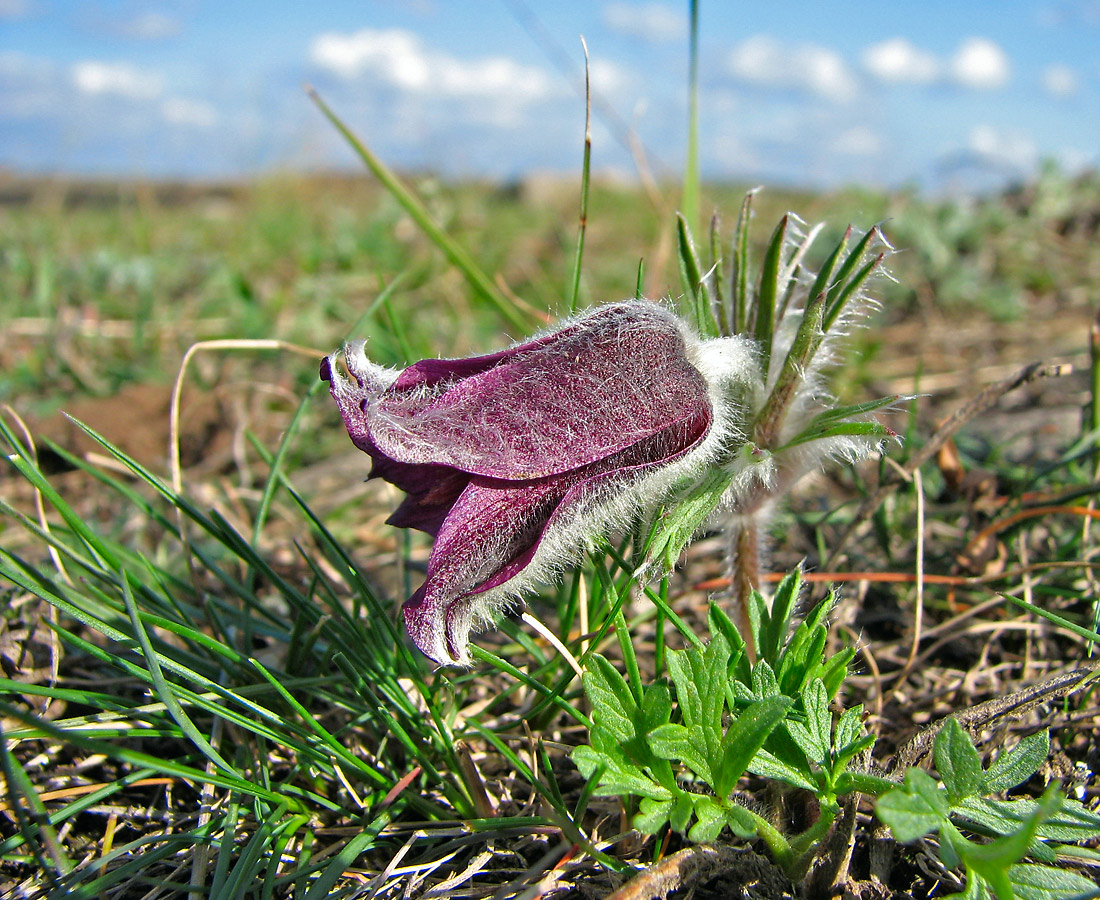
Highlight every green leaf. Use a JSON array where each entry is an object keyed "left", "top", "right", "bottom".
[
  {"left": 820, "top": 647, "right": 857, "bottom": 698},
  {"left": 832, "top": 734, "right": 877, "bottom": 778},
  {"left": 572, "top": 747, "right": 672, "bottom": 801},
  {"left": 909, "top": 767, "right": 951, "bottom": 816},
  {"left": 805, "top": 226, "right": 850, "bottom": 313},
  {"left": 730, "top": 190, "right": 756, "bottom": 335},
  {"left": 746, "top": 589, "right": 767, "bottom": 658},
  {"left": 748, "top": 748, "right": 817, "bottom": 792},
  {"left": 985, "top": 732, "right": 1050, "bottom": 794},
  {"left": 646, "top": 470, "right": 734, "bottom": 571},
  {"left": 822, "top": 224, "right": 881, "bottom": 331},
  {"left": 665, "top": 647, "right": 703, "bottom": 729},
  {"left": 725, "top": 803, "right": 761, "bottom": 839},
  {"left": 877, "top": 788, "right": 944, "bottom": 843},
  {"left": 709, "top": 213, "right": 728, "bottom": 334},
  {"left": 677, "top": 213, "right": 719, "bottom": 337},
  {"left": 754, "top": 289, "right": 826, "bottom": 447},
  {"left": 777, "top": 396, "right": 898, "bottom": 452},
  {"left": 750, "top": 660, "right": 780, "bottom": 698},
  {"left": 715, "top": 696, "right": 793, "bottom": 799},
  {"left": 641, "top": 682, "right": 673, "bottom": 734},
  {"left": 936, "top": 719, "right": 986, "bottom": 803},
  {"left": 955, "top": 787, "right": 1063, "bottom": 880},
  {"left": 647, "top": 723, "right": 712, "bottom": 783},
  {"left": 760, "top": 567, "right": 802, "bottom": 665},
  {"left": 823, "top": 251, "right": 885, "bottom": 332},
  {"left": 799, "top": 679, "right": 832, "bottom": 765},
  {"left": 701, "top": 633, "right": 732, "bottom": 757},
  {"left": 777, "top": 622, "right": 827, "bottom": 695},
  {"left": 688, "top": 796, "right": 726, "bottom": 842},
  {"left": 877, "top": 768, "right": 949, "bottom": 842},
  {"left": 834, "top": 705, "right": 865, "bottom": 752},
  {"left": 1007, "top": 863, "right": 1100, "bottom": 900},
  {"left": 635, "top": 797, "right": 675, "bottom": 835},
  {"left": 670, "top": 792, "right": 696, "bottom": 834},
  {"left": 583, "top": 654, "right": 638, "bottom": 743},
  {"left": 753, "top": 214, "right": 789, "bottom": 380},
  {"left": 954, "top": 795, "right": 1100, "bottom": 843},
  {"left": 707, "top": 603, "right": 747, "bottom": 677}
]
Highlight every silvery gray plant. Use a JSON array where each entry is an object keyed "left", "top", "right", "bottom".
[{"left": 323, "top": 192, "right": 897, "bottom": 666}]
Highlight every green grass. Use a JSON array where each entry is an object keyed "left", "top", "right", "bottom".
[{"left": 3, "top": 159, "right": 1100, "bottom": 898}]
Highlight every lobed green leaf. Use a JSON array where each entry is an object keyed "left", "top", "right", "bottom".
[
  {"left": 985, "top": 731, "right": 1051, "bottom": 794},
  {"left": 715, "top": 696, "right": 793, "bottom": 800},
  {"left": 634, "top": 797, "right": 674, "bottom": 835},
  {"left": 688, "top": 796, "right": 726, "bottom": 842},
  {"left": 936, "top": 719, "right": 987, "bottom": 803}
]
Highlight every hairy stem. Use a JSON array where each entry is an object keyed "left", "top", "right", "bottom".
[{"left": 727, "top": 517, "right": 760, "bottom": 661}]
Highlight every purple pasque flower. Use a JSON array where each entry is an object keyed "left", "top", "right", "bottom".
[{"left": 322, "top": 301, "right": 756, "bottom": 666}]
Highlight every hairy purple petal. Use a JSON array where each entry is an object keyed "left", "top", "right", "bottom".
[
  {"left": 403, "top": 414, "right": 710, "bottom": 665},
  {"left": 359, "top": 303, "right": 709, "bottom": 479}
]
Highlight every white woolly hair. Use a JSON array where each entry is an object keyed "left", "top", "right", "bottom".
[
  {"left": 711, "top": 218, "right": 894, "bottom": 513},
  {"left": 330, "top": 340, "right": 401, "bottom": 395},
  {"left": 440, "top": 309, "right": 762, "bottom": 665}
]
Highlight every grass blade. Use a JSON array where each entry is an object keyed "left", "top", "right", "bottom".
[
  {"left": 566, "top": 37, "right": 593, "bottom": 315},
  {"left": 307, "top": 87, "right": 532, "bottom": 331}
]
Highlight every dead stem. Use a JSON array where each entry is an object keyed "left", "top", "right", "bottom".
[{"left": 891, "top": 660, "right": 1100, "bottom": 773}]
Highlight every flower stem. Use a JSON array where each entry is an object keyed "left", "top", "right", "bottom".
[
  {"left": 736, "top": 805, "right": 794, "bottom": 871},
  {"left": 786, "top": 802, "right": 839, "bottom": 881},
  {"left": 727, "top": 517, "right": 760, "bottom": 661}
]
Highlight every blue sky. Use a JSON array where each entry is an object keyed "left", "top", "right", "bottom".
[{"left": 2, "top": 0, "right": 1098, "bottom": 189}]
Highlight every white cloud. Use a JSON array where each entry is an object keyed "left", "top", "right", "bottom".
[
  {"left": 862, "top": 38, "right": 940, "bottom": 84},
  {"left": 950, "top": 38, "right": 1010, "bottom": 89},
  {"left": 830, "top": 125, "right": 883, "bottom": 156},
  {"left": 162, "top": 97, "right": 216, "bottom": 127},
  {"left": 1042, "top": 63, "right": 1078, "bottom": 97},
  {"left": 862, "top": 36, "right": 1012, "bottom": 91},
  {"left": 727, "top": 35, "right": 858, "bottom": 103},
  {"left": 310, "top": 27, "right": 555, "bottom": 106},
  {"left": 72, "top": 60, "right": 163, "bottom": 99},
  {"left": 435, "top": 55, "right": 553, "bottom": 103},
  {"left": 602, "top": 2, "right": 686, "bottom": 43},
  {"left": 969, "top": 124, "right": 1037, "bottom": 170},
  {"left": 311, "top": 29, "right": 428, "bottom": 86}
]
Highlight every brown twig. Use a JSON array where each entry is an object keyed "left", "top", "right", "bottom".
[{"left": 890, "top": 660, "right": 1100, "bottom": 773}]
